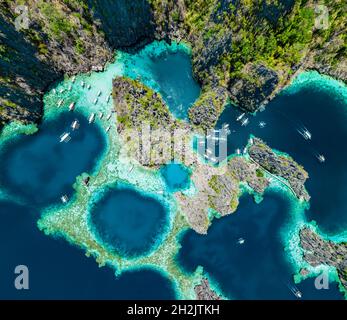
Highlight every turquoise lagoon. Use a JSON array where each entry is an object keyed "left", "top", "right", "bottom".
[{"left": 0, "top": 40, "right": 346, "bottom": 299}]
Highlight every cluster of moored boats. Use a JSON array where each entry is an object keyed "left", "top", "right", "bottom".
[{"left": 57, "top": 81, "right": 116, "bottom": 203}]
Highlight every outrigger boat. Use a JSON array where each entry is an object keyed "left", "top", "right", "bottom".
[
  {"left": 88, "top": 113, "right": 95, "bottom": 124},
  {"left": 237, "top": 238, "right": 245, "bottom": 245},
  {"left": 259, "top": 121, "right": 266, "bottom": 128},
  {"left": 236, "top": 113, "right": 245, "bottom": 122},
  {"left": 71, "top": 119, "right": 79, "bottom": 130},
  {"left": 288, "top": 284, "right": 302, "bottom": 299},
  {"left": 241, "top": 118, "right": 249, "bottom": 126},
  {"left": 317, "top": 154, "right": 326, "bottom": 163},
  {"left": 298, "top": 127, "right": 312, "bottom": 140},
  {"left": 60, "top": 195, "right": 69, "bottom": 203},
  {"left": 59, "top": 132, "right": 71, "bottom": 143}
]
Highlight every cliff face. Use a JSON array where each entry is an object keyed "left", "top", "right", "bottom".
[
  {"left": 87, "top": 0, "right": 156, "bottom": 50},
  {"left": 1, "top": 0, "right": 346, "bottom": 127},
  {"left": 150, "top": 0, "right": 346, "bottom": 119},
  {"left": 0, "top": 0, "right": 156, "bottom": 126}
]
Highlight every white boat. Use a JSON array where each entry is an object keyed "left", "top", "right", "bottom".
[
  {"left": 222, "top": 123, "right": 229, "bottom": 129},
  {"left": 106, "top": 113, "right": 112, "bottom": 120},
  {"left": 236, "top": 148, "right": 241, "bottom": 155},
  {"left": 71, "top": 120, "right": 79, "bottom": 130},
  {"left": 57, "top": 99, "right": 64, "bottom": 107},
  {"left": 93, "top": 98, "right": 98, "bottom": 105},
  {"left": 97, "top": 90, "right": 102, "bottom": 97},
  {"left": 243, "top": 147, "right": 247, "bottom": 154},
  {"left": 53, "top": 89, "right": 56, "bottom": 94},
  {"left": 106, "top": 95, "right": 111, "bottom": 103},
  {"left": 317, "top": 154, "right": 326, "bottom": 163},
  {"left": 59, "top": 132, "right": 71, "bottom": 143},
  {"left": 236, "top": 113, "right": 245, "bottom": 121},
  {"left": 71, "top": 76, "right": 76, "bottom": 83},
  {"left": 241, "top": 118, "right": 249, "bottom": 126},
  {"left": 68, "top": 102, "right": 75, "bottom": 111},
  {"left": 87, "top": 84, "right": 91, "bottom": 90},
  {"left": 68, "top": 85, "right": 72, "bottom": 91},
  {"left": 106, "top": 125, "right": 111, "bottom": 133},
  {"left": 81, "top": 81, "right": 85, "bottom": 88},
  {"left": 59, "top": 88, "right": 65, "bottom": 94},
  {"left": 237, "top": 238, "right": 245, "bottom": 245},
  {"left": 60, "top": 195, "right": 69, "bottom": 203},
  {"left": 259, "top": 121, "right": 266, "bottom": 128},
  {"left": 99, "top": 112, "right": 103, "bottom": 119},
  {"left": 288, "top": 284, "right": 302, "bottom": 299},
  {"left": 89, "top": 113, "right": 95, "bottom": 124},
  {"left": 298, "top": 127, "right": 312, "bottom": 140},
  {"left": 206, "top": 149, "right": 212, "bottom": 155}
]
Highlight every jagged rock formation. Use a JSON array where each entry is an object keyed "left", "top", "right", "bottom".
[
  {"left": 248, "top": 137, "right": 310, "bottom": 201},
  {"left": 1, "top": 0, "right": 345, "bottom": 128},
  {"left": 300, "top": 227, "right": 347, "bottom": 291},
  {"left": 87, "top": 0, "right": 156, "bottom": 50},
  {"left": 194, "top": 278, "right": 223, "bottom": 300},
  {"left": 112, "top": 78, "right": 309, "bottom": 234},
  {"left": 150, "top": 0, "right": 346, "bottom": 117}
]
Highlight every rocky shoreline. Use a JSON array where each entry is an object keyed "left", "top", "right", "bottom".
[
  {"left": 299, "top": 227, "right": 347, "bottom": 291},
  {"left": 113, "top": 77, "right": 309, "bottom": 234},
  {"left": 1, "top": 0, "right": 346, "bottom": 128}
]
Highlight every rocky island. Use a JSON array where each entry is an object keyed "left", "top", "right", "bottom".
[{"left": 300, "top": 227, "right": 347, "bottom": 291}]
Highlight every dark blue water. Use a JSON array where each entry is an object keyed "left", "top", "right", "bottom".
[
  {"left": 0, "top": 200, "right": 175, "bottom": 299},
  {"left": 216, "top": 85, "right": 347, "bottom": 235},
  {"left": 90, "top": 185, "right": 168, "bottom": 258},
  {"left": 0, "top": 112, "right": 106, "bottom": 208},
  {"left": 177, "top": 191, "right": 344, "bottom": 300},
  {"left": 150, "top": 51, "right": 201, "bottom": 119},
  {"left": 161, "top": 163, "right": 191, "bottom": 192}
]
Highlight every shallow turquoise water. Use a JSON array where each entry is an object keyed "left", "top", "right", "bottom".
[
  {"left": 0, "top": 112, "right": 106, "bottom": 208},
  {"left": 0, "top": 40, "right": 346, "bottom": 300},
  {"left": 89, "top": 185, "right": 168, "bottom": 258},
  {"left": 161, "top": 163, "right": 191, "bottom": 192},
  {"left": 120, "top": 43, "right": 201, "bottom": 119}
]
